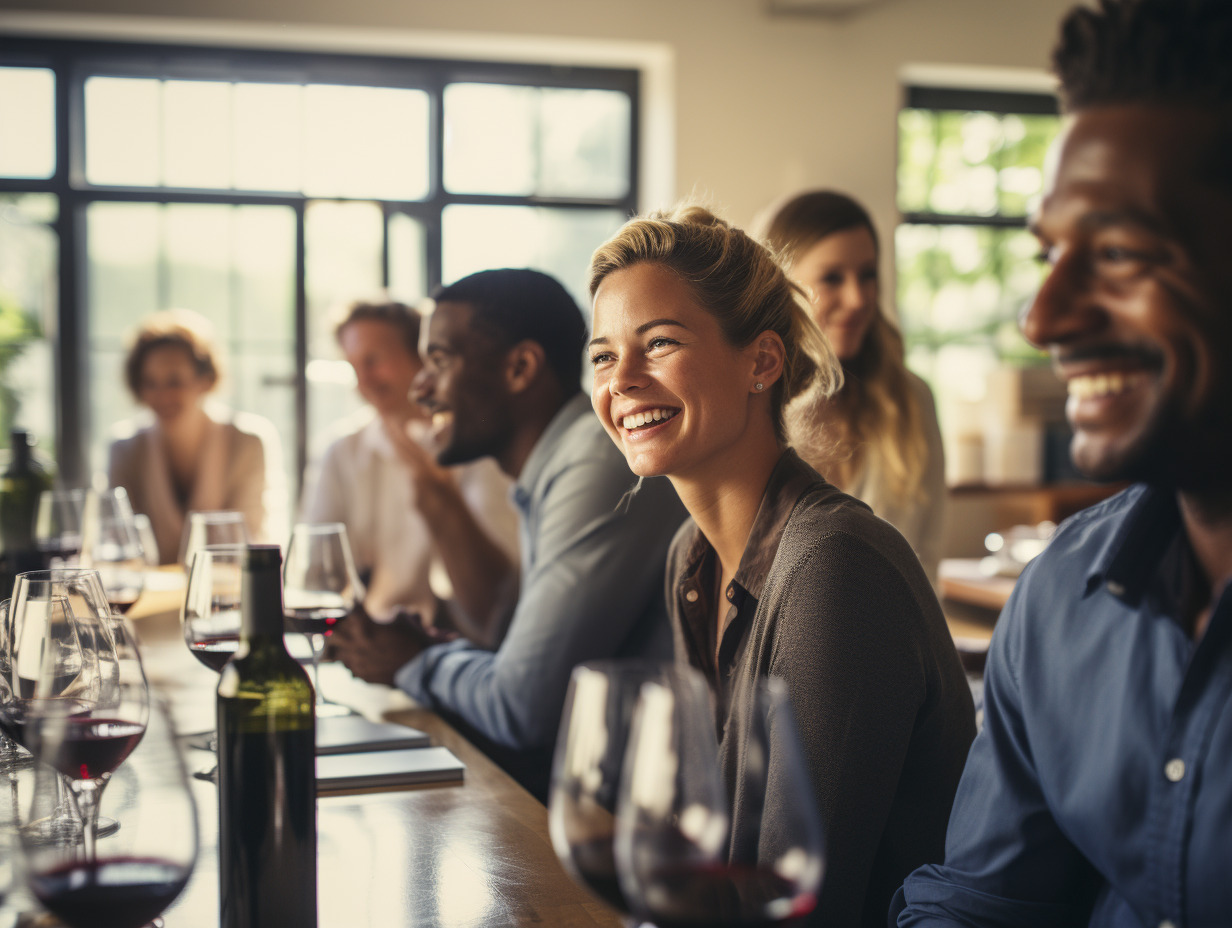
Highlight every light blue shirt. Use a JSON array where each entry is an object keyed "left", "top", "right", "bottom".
[{"left": 395, "top": 393, "right": 684, "bottom": 750}]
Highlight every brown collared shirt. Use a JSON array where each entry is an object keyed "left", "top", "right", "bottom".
[{"left": 666, "top": 450, "right": 975, "bottom": 928}]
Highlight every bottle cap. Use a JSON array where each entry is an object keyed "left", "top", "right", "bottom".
[{"left": 243, "top": 544, "right": 282, "bottom": 571}]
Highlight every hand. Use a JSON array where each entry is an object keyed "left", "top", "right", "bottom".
[
  {"left": 380, "top": 415, "right": 462, "bottom": 520},
  {"left": 331, "top": 605, "right": 443, "bottom": 687}
]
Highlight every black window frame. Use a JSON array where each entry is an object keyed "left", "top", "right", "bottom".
[{"left": 0, "top": 36, "right": 641, "bottom": 490}]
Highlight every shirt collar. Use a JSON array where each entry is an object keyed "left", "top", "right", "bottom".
[
  {"left": 1086, "top": 484, "right": 1183, "bottom": 602},
  {"left": 676, "top": 448, "right": 821, "bottom": 606},
  {"left": 512, "top": 392, "right": 593, "bottom": 509}
]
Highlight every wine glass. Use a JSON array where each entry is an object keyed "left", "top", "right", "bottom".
[
  {"left": 81, "top": 488, "right": 147, "bottom": 615},
  {"left": 179, "top": 510, "right": 248, "bottom": 569},
  {"left": 1, "top": 570, "right": 110, "bottom": 845},
  {"left": 614, "top": 673, "right": 825, "bottom": 928},
  {"left": 20, "top": 697, "right": 197, "bottom": 928},
  {"left": 283, "top": 522, "right": 364, "bottom": 718},
  {"left": 26, "top": 607, "right": 149, "bottom": 859},
  {"left": 181, "top": 544, "right": 244, "bottom": 762},
  {"left": 549, "top": 659, "right": 671, "bottom": 916},
  {"left": 34, "top": 488, "right": 88, "bottom": 567}
]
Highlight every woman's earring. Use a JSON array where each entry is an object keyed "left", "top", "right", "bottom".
[{"left": 754, "top": 382, "right": 765, "bottom": 392}]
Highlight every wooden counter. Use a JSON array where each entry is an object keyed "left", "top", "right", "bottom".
[{"left": 0, "top": 574, "right": 622, "bottom": 928}]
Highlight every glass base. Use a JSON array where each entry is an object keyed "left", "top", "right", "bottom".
[
  {"left": 314, "top": 700, "right": 356, "bottom": 718},
  {"left": 185, "top": 731, "right": 216, "bottom": 752},
  {"left": 19, "top": 813, "right": 120, "bottom": 847}
]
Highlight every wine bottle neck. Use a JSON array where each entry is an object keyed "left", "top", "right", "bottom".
[{"left": 241, "top": 563, "right": 286, "bottom": 644}]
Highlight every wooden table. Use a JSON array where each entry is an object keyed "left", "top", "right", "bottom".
[{"left": 0, "top": 572, "right": 622, "bottom": 928}]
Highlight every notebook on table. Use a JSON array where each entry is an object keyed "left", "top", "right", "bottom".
[
  {"left": 316, "top": 746, "right": 465, "bottom": 790},
  {"left": 315, "top": 715, "right": 430, "bottom": 755}
]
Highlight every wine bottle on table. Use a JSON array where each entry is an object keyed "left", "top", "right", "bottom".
[
  {"left": 217, "top": 544, "right": 317, "bottom": 928},
  {"left": 0, "top": 429, "right": 53, "bottom": 599}
]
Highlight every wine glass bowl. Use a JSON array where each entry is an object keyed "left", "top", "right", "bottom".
[
  {"left": 282, "top": 522, "right": 364, "bottom": 717},
  {"left": 182, "top": 545, "right": 245, "bottom": 674},
  {"left": 21, "top": 698, "right": 197, "bottom": 928},
  {"left": 82, "top": 489, "right": 147, "bottom": 615},
  {"left": 179, "top": 510, "right": 248, "bottom": 569},
  {"left": 614, "top": 673, "right": 824, "bottom": 928},
  {"left": 35, "top": 488, "right": 88, "bottom": 567},
  {"left": 549, "top": 659, "right": 672, "bottom": 915}
]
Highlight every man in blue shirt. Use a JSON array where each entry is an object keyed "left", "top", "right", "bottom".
[
  {"left": 332, "top": 268, "right": 684, "bottom": 798},
  {"left": 893, "top": 1, "right": 1232, "bottom": 925}
]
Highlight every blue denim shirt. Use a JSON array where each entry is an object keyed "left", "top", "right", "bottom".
[
  {"left": 395, "top": 393, "right": 683, "bottom": 750},
  {"left": 893, "top": 484, "right": 1232, "bottom": 928}
]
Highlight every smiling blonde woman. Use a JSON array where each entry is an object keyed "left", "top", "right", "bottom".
[{"left": 587, "top": 205, "right": 974, "bottom": 928}]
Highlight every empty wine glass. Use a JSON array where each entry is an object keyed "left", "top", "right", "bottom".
[
  {"left": 26, "top": 607, "right": 149, "bottom": 859},
  {"left": 615, "top": 673, "right": 824, "bottom": 928},
  {"left": 132, "top": 514, "right": 160, "bottom": 569},
  {"left": 35, "top": 488, "right": 88, "bottom": 567},
  {"left": 21, "top": 697, "right": 197, "bottom": 928},
  {"left": 81, "top": 488, "right": 147, "bottom": 615},
  {"left": 179, "top": 510, "right": 248, "bottom": 569},
  {"left": 283, "top": 522, "right": 364, "bottom": 718},
  {"left": 549, "top": 659, "right": 671, "bottom": 916}
]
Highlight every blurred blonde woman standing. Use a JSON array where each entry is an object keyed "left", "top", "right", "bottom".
[
  {"left": 763, "top": 191, "right": 946, "bottom": 582},
  {"left": 588, "top": 206, "right": 973, "bottom": 927}
]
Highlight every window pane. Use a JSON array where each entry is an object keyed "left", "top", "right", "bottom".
[
  {"left": 233, "top": 82, "right": 303, "bottom": 193},
  {"left": 441, "top": 205, "right": 626, "bottom": 313},
  {"left": 303, "top": 85, "right": 429, "bottom": 200},
  {"left": 163, "top": 80, "right": 232, "bottom": 189},
  {"left": 444, "top": 84, "right": 631, "bottom": 199},
  {"left": 0, "top": 194, "right": 58, "bottom": 452},
  {"left": 444, "top": 84, "right": 535, "bottom": 195},
  {"left": 388, "top": 213, "right": 427, "bottom": 304},
  {"left": 85, "top": 77, "right": 160, "bottom": 186},
  {"left": 539, "top": 88, "right": 631, "bottom": 198},
  {"left": 898, "top": 108, "right": 1060, "bottom": 218},
  {"left": 0, "top": 68, "right": 56, "bottom": 179}
]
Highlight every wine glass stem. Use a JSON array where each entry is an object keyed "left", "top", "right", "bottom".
[
  {"left": 307, "top": 633, "right": 326, "bottom": 706},
  {"left": 67, "top": 778, "right": 105, "bottom": 860}
]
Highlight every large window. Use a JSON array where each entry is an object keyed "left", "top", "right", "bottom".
[
  {"left": 0, "top": 38, "right": 638, "bottom": 512},
  {"left": 895, "top": 86, "right": 1067, "bottom": 484}
]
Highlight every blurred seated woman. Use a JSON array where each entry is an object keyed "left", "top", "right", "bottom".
[
  {"left": 108, "top": 309, "right": 282, "bottom": 564},
  {"left": 762, "top": 191, "right": 946, "bottom": 582},
  {"left": 588, "top": 206, "right": 974, "bottom": 927}
]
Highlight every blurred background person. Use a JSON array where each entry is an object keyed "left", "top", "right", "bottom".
[
  {"left": 107, "top": 309, "right": 284, "bottom": 564},
  {"left": 303, "top": 298, "right": 518, "bottom": 632},
  {"left": 763, "top": 191, "right": 947, "bottom": 582}
]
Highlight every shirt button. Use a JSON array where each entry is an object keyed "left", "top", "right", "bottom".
[
  {"left": 684, "top": 589, "right": 699, "bottom": 603},
  {"left": 1159, "top": 920, "right": 1177, "bottom": 928},
  {"left": 1107, "top": 580, "right": 1126, "bottom": 596},
  {"left": 726, "top": 586, "right": 735, "bottom": 602},
  {"left": 1164, "top": 759, "right": 1185, "bottom": 782}
]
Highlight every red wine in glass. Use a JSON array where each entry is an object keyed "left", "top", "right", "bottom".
[
  {"left": 187, "top": 632, "right": 241, "bottom": 673},
  {"left": 567, "top": 835, "right": 628, "bottom": 912},
  {"left": 47, "top": 717, "right": 146, "bottom": 781},
  {"left": 0, "top": 697, "right": 93, "bottom": 750},
  {"left": 30, "top": 856, "right": 192, "bottom": 928},
  {"left": 634, "top": 859, "right": 817, "bottom": 928},
  {"left": 284, "top": 605, "right": 348, "bottom": 638},
  {"left": 107, "top": 593, "right": 142, "bottom": 615}
]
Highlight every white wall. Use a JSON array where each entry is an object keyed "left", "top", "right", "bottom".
[{"left": 4, "top": 0, "right": 1079, "bottom": 242}]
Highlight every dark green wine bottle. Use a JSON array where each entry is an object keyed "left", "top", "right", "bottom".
[
  {"left": 217, "top": 544, "right": 317, "bottom": 928},
  {"left": 0, "top": 429, "right": 53, "bottom": 599}
]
